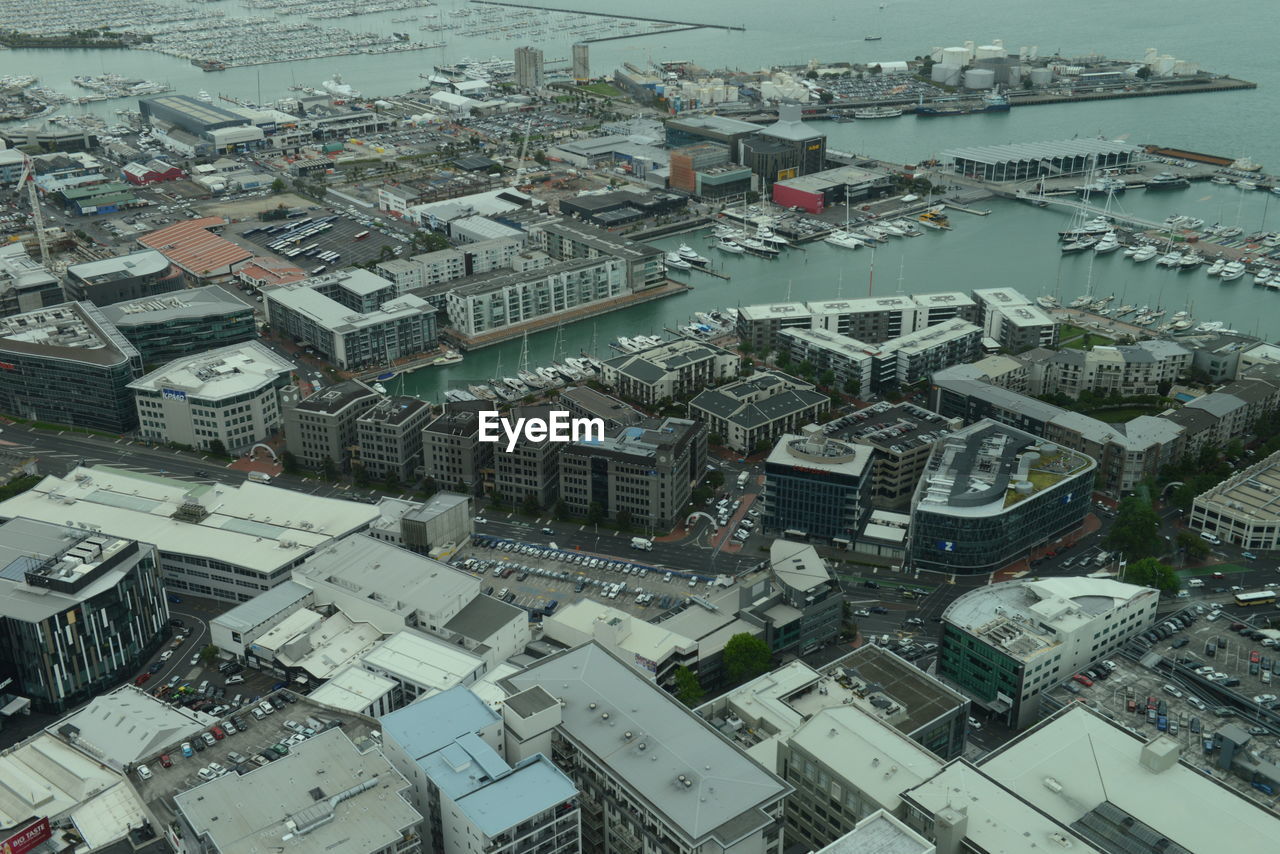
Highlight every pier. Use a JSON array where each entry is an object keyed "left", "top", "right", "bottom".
[{"left": 469, "top": 0, "right": 746, "bottom": 32}]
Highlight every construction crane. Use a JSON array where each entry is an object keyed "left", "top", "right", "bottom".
[
  {"left": 515, "top": 113, "right": 535, "bottom": 177},
  {"left": 15, "top": 152, "right": 50, "bottom": 267}
]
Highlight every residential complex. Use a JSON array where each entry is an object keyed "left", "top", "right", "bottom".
[
  {"left": 0, "top": 301, "right": 143, "bottom": 433},
  {"left": 972, "top": 287, "right": 1059, "bottom": 352},
  {"left": 100, "top": 284, "right": 255, "bottom": 366},
  {"left": 1022, "top": 339, "right": 1192, "bottom": 399},
  {"left": 602, "top": 339, "right": 739, "bottom": 406},
  {"left": 689, "top": 371, "right": 829, "bottom": 454},
  {"left": 735, "top": 291, "right": 981, "bottom": 352},
  {"left": 381, "top": 686, "right": 581, "bottom": 854},
  {"left": 559, "top": 417, "right": 705, "bottom": 529},
  {"left": 501, "top": 642, "right": 792, "bottom": 854},
  {"left": 444, "top": 256, "right": 626, "bottom": 338},
  {"left": 376, "top": 235, "right": 522, "bottom": 295},
  {"left": 494, "top": 404, "right": 564, "bottom": 509},
  {"left": 264, "top": 269, "right": 439, "bottom": 369},
  {"left": 0, "top": 466, "right": 379, "bottom": 602},
  {"left": 908, "top": 420, "right": 1096, "bottom": 574},
  {"left": 64, "top": 249, "right": 183, "bottom": 305},
  {"left": 356, "top": 395, "right": 434, "bottom": 481},
  {"left": 282, "top": 378, "right": 381, "bottom": 471},
  {"left": 764, "top": 433, "right": 873, "bottom": 545},
  {"left": 129, "top": 341, "right": 293, "bottom": 451},
  {"left": 938, "top": 577, "right": 1157, "bottom": 727},
  {"left": 527, "top": 218, "right": 665, "bottom": 292},
  {"left": 0, "top": 519, "right": 167, "bottom": 712}
]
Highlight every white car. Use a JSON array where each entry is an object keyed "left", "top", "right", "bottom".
[
  {"left": 197, "top": 767, "right": 215, "bottom": 781},
  {"left": 136, "top": 764, "right": 152, "bottom": 780},
  {"left": 208, "top": 762, "right": 226, "bottom": 776},
  {"left": 1187, "top": 697, "right": 1207, "bottom": 711},
  {"left": 473, "top": 517, "right": 488, "bottom": 524},
  {"left": 189, "top": 655, "right": 200, "bottom": 666}
]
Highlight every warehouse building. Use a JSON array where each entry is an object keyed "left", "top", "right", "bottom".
[
  {"left": 771, "top": 164, "right": 892, "bottom": 214},
  {"left": 137, "top": 216, "right": 253, "bottom": 282},
  {"left": 100, "top": 285, "right": 255, "bottom": 365},
  {"left": 139, "top": 94, "right": 264, "bottom": 154}
]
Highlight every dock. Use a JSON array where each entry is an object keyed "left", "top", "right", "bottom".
[{"left": 469, "top": 1, "right": 745, "bottom": 31}]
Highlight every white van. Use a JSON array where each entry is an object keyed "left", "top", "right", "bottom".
[{"left": 1199, "top": 531, "right": 1221, "bottom": 545}]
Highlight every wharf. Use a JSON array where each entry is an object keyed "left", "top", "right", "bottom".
[
  {"left": 469, "top": 0, "right": 745, "bottom": 31},
  {"left": 441, "top": 280, "right": 690, "bottom": 352}
]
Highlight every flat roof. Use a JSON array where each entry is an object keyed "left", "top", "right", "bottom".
[
  {"left": 361, "top": 629, "right": 484, "bottom": 692},
  {"left": 267, "top": 276, "right": 432, "bottom": 332},
  {"left": 0, "top": 732, "right": 138, "bottom": 837},
  {"left": 813, "top": 810, "right": 934, "bottom": 854},
  {"left": 1193, "top": 448, "right": 1280, "bottom": 523},
  {"left": 666, "top": 114, "right": 761, "bottom": 135},
  {"left": 979, "top": 704, "right": 1280, "bottom": 854},
  {"left": 306, "top": 664, "right": 397, "bottom": 712},
  {"left": 535, "top": 217, "right": 664, "bottom": 260},
  {"left": 0, "top": 518, "right": 142, "bottom": 621},
  {"left": 212, "top": 579, "right": 313, "bottom": 635},
  {"left": 544, "top": 600, "right": 697, "bottom": 664},
  {"left": 381, "top": 684, "right": 500, "bottom": 760},
  {"left": 768, "top": 541, "right": 831, "bottom": 593},
  {"left": 47, "top": 684, "right": 213, "bottom": 769},
  {"left": 774, "top": 164, "right": 885, "bottom": 193},
  {"left": 68, "top": 249, "right": 170, "bottom": 284},
  {"left": 174, "top": 728, "right": 420, "bottom": 854},
  {"left": 0, "top": 301, "right": 138, "bottom": 367},
  {"left": 128, "top": 340, "right": 291, "bottom": 399},
  {"left": 138, "top": 217, "right": 252, "bottom": 276},
  {"left": 0, "top": 466, "right": 378, "bottom": 576},
  {"left": 102, "top": 285, "right": 248, "bottom": 328},
  {"left": 500, "top": 643, "right": 791, "bottom": 846},
  {"left": 766, "top": 434, "right": 873, "bottom": 478}
]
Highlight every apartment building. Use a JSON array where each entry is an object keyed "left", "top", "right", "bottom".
[
  {"left": 494, "top": 404, "right": 563, "bottom": 509},
  {"left": 736, "top": 292, "right": 980, "bottom": 352},
  {"left": 527, "top": 218, "right": 665, "bottom": 292},
  {"left": 421, "top": 401, "right": 496, "bottom": 490},
  {"left": 689, "top": 372, "right": 829, "bottom": 454},
  {"left": 1022, "top": 339, "right": 1191, "bottom": 398},
  {"left": 444, "top": 256, "right": 626, "bottom": 338},
  {"left": 971, "top": 287, "right": 1059, "bottom": 352},
  {"left": 355, "top": 395, "right": 433, "bottom": 481},
  {"left": 602, "top": 339, "right": 739, "bottom": 406},
  {"left": 376, "top": 236, "right": 522, "bottom": 295}
]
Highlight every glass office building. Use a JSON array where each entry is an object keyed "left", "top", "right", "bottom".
[{"left": 764, "top": 435, "right": 872, "bottom": 544}]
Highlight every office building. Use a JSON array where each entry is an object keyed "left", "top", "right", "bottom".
[
  {"left": 771, "top": 164, "right": 893, "bottom": 214},
  {"left": 541, "top": 601, "right": 701, "bottom": 689},
  {"left": 356, "top": 396, "right": 433, "bottom": 482},
  {"left": 0, "top": 243, "right": 64, "bottom": 317},
  {"left": 665, "top": 114, "right": 761, "bottom": 161},
  {"left": 527, "top": 218, "right": 665, "bottom": 292},
  {"left": 444, "top": 257, "right": 626, "bottom": 339},
  {"left": 494, "top": 404, "right": 564, "bottom": 510},
  {"left": 0, "top": 466, "right": 379, "bottom": 603},
  {"left": 558, "top": 385, "right": 643, "bottom": 431},
  {"left": 64, "top": 249, "right": 183, "bottom": 306},
  {"left": 360, "top": 629, "right": 487, "bottom": 708},
  {"left": 381, "top": 686, "right": 581, "bottom": 854},
  {"left": 602, "top": 339, "right": 739, "bottom": 406},
  {"left": 283, "top": 379, "right": 380, "bottom": 472},
  {"left": 668, "top": 143, "right": 730, "bottom": 193},
  {"left": 421, "top": 401, "right": 496, "bottom": 490},
  {"left": 0, "top": 301, "right": 143, "bottom": 433},
  {"left": 130, "top": 341, "right": 293, "bottom": 452},
  {"left": 557, "top": 189, "right": 686, "bottom": 226},
  {"left": 100, "top": 284, "right": 255, "bottom": 365},
  {"left": 174, "top": 728, "right": 422, "bottom": 854},
  {"left": 824, "top": 402, "right": 961, "bottom": 509},
  {"left": 514, "top": 45, "right": 545, "bottom": 89},
  {"left": 740, "top": 105, "right": 827, "bottom": 188},
  {"left": 264, "top": 270, "right": 439, "bottom": 369},
  {"left": 764, "top": 434, "right": 873, "bottom": 545},
  {"left": 690, "top": 372, "right": 829, "bottom": 454},
  {"left": 1190, "top": 448, "right": 1280, "bottom": 549},
  {"left": 0, "top": 519, "right": 166, "bottom": 712},
  {"left": 137, "top": 216, "right": 253, "bottom": 282},
  {"left": 938, "top": 577, "right": 1156, "bottom": 728},
  {"left": 572, "top": 42, "right": 590, "bottom": 81},
  {"left": 501, "top": 642, "right": 792, "bottom": 854},
  {"left": 368, "top": 493, "right": 473, "bottom": 554},
  {"left": 757, "top": 541, "right": 843, "bottom": 655},
  {"left": 209, "top": 579, "right": 314, "bottom": 658},
  {"left": 909, "top": 420, "right": 1095, "bottom": 574},
  {"left": 558, "top": 417, "right": 705, "bottom": 529},
  {"left": 1022, "top": 339, "right": 1191, "bottom": 398},
  {"left": 737, "top": 292, "right": 980, "bottom": 352}
]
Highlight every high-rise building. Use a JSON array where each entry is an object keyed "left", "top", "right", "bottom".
[
  {"left": 356, "top": 396, "right": 434, "bottom": 482},
  {"left": 0, "top": 519, "right": 168, "bottom": 712},
  {"left": 515, "top": 46, "right": 545, "bottom": 89},
  {"left": 421, "top": 401, "right": 496, "bottom": 491},
  {"left": 100, "top": 284, "right": 255, "bottom": 366},
  {"left": 572, "top": 42, "right": 590, "bottom": 81}
]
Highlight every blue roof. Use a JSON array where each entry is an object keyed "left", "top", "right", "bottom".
[
  {"left": 456, "top": 755, "right": 578, "bottom": 837},
  {"left": 379, "top": 685, "right": 499, "bottom": 759}
]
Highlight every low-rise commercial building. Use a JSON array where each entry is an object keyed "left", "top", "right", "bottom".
[
  {"left": 558, "top": 417, "right": 705, "bottom": 530},
  {"left": 1190, "top": 448, "right": 1280, "bottom": 549},
  {"left": 174, "top": 727, "right": 423, "bottom": 854},
  {"left": 100, "top": 284, "right": 255, "bottom": 365},
  {"left": 368, "top": 493, "right": 473, "bottom": 554},
  {"left": 0, "top": 519, "right": 167, "bottom": 712},
  {"left": 0, "top": 466, "right": 379, "bottom": 603},
  {"left": 381, "top": 686, "right": 581, "bottom": 854},
  {"left": 282, "top": 379, "right": 381, "bottom": 472},
  {"left": 356, "top": 396, "right": 433, "bottom": 481},
  {"left": 137, "top": 216, "right": 253, "bottom": 283},
  {"left": 557, "top": 189, "right": 686, "bottom": 226},
  {"left": 690, "top": 372, "right": 829, "bottom": 454},
  {"left": 938, "top": 577, "right": 1157, "bottom": 728},
  {"left": 764, "top": 434, "right": 873, "bottom": 545},
  {"left": 64, "top": 249, "right": 183, "bottom": 306},
  {"left": 757, "top": 541, "right": 842, "bottom": 655},
  {"left": 0, "top": 243, "right": 64, "bottom": 316},
  {"left": 602, "top": 339, "right": 739, "bottom": 406},
  {"left": 908, "top": 420, "right": 1096, "bottom": 574},
  {"left": 501, "top": 642, "right": 793, "bottom": 854},
  {"left": 0, "top": 301, "right": 143, "bottom": 433},
  {"left": 771, "top": 164, "right": 892, "bottom": 214},
  {"left": 130, "top": 341, "right": 293, "bottom": 452},
  {"left": 209, "top": 579, "right": 314, "bottom": 658},
  {"left": 264, "top": 269, "right": 439, "bottom": 369}
]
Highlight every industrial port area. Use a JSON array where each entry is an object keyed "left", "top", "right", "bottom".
[{"left": 4, "top": 3, "right": 1280, "bottom": 854}]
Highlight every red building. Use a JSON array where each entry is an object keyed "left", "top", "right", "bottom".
[{"left": 122, "top": 158, "right": 185, "bottom": 185}]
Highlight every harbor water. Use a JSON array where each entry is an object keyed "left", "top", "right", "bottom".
[{"left": 4, "top": 0, "right": 1279, "bottom": 401}]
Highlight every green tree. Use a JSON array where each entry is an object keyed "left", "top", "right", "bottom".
[
  {"left": 321, "top": 456, "right": 337, "bottom": 481},
  {"left": 818, "top": 369, "right": 836, "bottom": 389},
  {"left": 383, "top": 468, "right": 400, "bottom": 492},
  {"left": 352, "top": 461, "right": 369, "bottom": 486},
  {"left": 420, "top": 476, "right": 439, "bottom": 498},
  {"left": 707, "top": 470, "right": 725, "bottom": 489},
  {"left": 708, "top": 434, "right": 725, "bottom": 447},
  {"left": 723, "top": 633, "right": 772, "bottom": 683},
  {"left": 818, "top": 90, "right": 834, "bottom": 104},
  {"left": 270, "top": 177, "right": 286, "bottom": 194},
  {"left": 553, "top": 498, "right": 568, "bottom": 520},
  {"left": 1176, "top": 530, "right": 1211, "bottom": 560},
  {"left": 843, "top": 377, "right": 861, "bottom": 396},
  {"left": 586, "top": 501, "right": 605, "bottom": 525},
  {"left": 521, "top": 492, "right": 541, "bottom": 515},
  {"left": 1124, "top": 557, "right": 1180, "bottom": 594},
  {"left": 200, "top": 644, "right": 219, "bottom": 665},
  {"left": 615, "top": 508, "right": 633, "bottom": 531},
  {"left": 1136, "top": 65, "right": 1152, "bottom": 80},
  {"left": 453, "top": 479, "right": 468, "bottom": 494},
  {"left": 207, "top": 439, "right": 228, "bottom": 457},
  {"left": 280, "top": 450, "right": 300, "bottom": 475},
  {"left": 1103, "top": 497, "right": 1163, "bottom": 559},
  {"left": 673, "top": 665, "right": 705, "bottom": 706}
]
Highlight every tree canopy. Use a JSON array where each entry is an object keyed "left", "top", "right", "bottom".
[
  {"left": 1103, "top": 497, "right": 1164, "bottom": 559},
  {"left": 673, "top": 666, "right": 705, "bottom": 706},
  {"left": 1124, "top": 557, "right": 1179, "bottom": 594},
  {"left": 724, "top": 633, "right": 772, "bottom": 683}
]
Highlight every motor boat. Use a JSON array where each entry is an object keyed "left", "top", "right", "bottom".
[
  {"left": 1093, "top": 232, "right": 1122, "bottom": 253},
  {"left": 1131, "top": 245, "right": 1158, "bottom": 262},
  {"left": 715, "top": 238, "right": 745, "bottom": 253},
  {"left": 1206, "top": 258, "right": 1227, "bottom": 276},
  {"left": 1219, "top": 261, "right": 1247, "bottom": 281},
  {"left": 664, "top": 252, "right": 692, "bottom": 270},
  {"left": 824, "top": 232, "right": 863, "bottom": 250}
]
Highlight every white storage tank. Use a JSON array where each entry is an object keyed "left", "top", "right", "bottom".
[
  {"left": 976, "top": 44, "right": 1005, "bottom": 60},
  {"left": 1028, "top": 67, "right": 1054, "bottom": 86},
  {"left": 963, "top": 68, "right": 996, "bottom": 90},
  {"left": 940, "top": 46, "right": 969, "bottom": 68},
  {"left": 931, "top": 64, "right": 962, "bottom": 87}
]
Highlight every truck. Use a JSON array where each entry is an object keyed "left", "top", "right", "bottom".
[
  {"left": 630, "top": 537, "right": 652, "bottom": 551},
  {"left": 737, "top": 471, "right": 750, "bottom": 489},
  {"left": 247, "top": 472, "right": 271, "bottom": 483}
]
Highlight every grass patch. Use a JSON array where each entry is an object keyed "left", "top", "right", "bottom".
[
  {"left": 581, "top": 82, "right": 622, "bottom": 97},
  {"left": 1062, "top": 333, "right": 1115, "bottom": 350},
  {"left": 1092, "top": 406, "right": 1165, "bottom": 423}
]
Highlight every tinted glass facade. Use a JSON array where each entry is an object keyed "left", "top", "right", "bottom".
[
  {"left": 764, "top": 465, "right": 867, "bottom": 541},
  {"left": 937, "top": 623, "right": 1023, "bottom": 708},
  {"left": 0, "top": 348, "right": 142, "bottom": 432},
  {"left": 119, "top": 308, "right": 255, "bottom": 366}
]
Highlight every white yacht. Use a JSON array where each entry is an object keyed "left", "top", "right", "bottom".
[
  {"left": 1093, "top": 232, "right": 1121, "bottom": 253},
  {"left": 715, "top": 238, "right": 745, "bottom": 253},
  {"left": 664, "top": 252, "right": 692, "bottom": 270},
  {"left": 823, "top": 232, "right": 863, "bottom": 250},
  {"left": 1206, "top": 258, "right": 1227, "bottom": 276},
  {"left": 1219, "top": 261, "right": 1247, "bottom": 281},
  {"left": 1131, "top": 245, "right": 1158, "bottom": 262}
]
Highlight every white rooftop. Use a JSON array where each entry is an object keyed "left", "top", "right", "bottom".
[
  {"left": 361, "top": 629, "right": 484, "bottom": 694},
  {"left": 128, "top": 340, "right": 291, "bottom": 399},
  {"left": 543, "top": 600, "right": 697, "bottom": 667},
  {"left": 307, "top": 664, "right": 397, "bottom": 713},
  {"left": 0, "top": 466, "right": 379, "bottom": 577},
  {"left": 49, "top": 685, "right": 213, "bottom": 770},
  {"left": 0, "top": 733, "right": 126, "bottom": 828}
]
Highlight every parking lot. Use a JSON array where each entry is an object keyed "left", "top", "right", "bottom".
[
  {"left": 1045, "top": 603, "right": 1280, "bottom": 808},
  {"left": 455, "top": 534, "right": 729, "bottom": 621},
  {"left": 233, "top": 208, "right": 407, "bottom": 272}
]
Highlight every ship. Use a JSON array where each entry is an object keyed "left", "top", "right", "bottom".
[
  {"left": 191, "top": 59, "right": 227, "bottom": 72},
  {"left": 853, "top": 106, "right": 903, "bottom": 119},
  {"left": 916, "top": 90, "right": 1010, "bottom": 117},
  {"left": 1145, "top": 172, "right": 1190, "bottom": 191}
]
